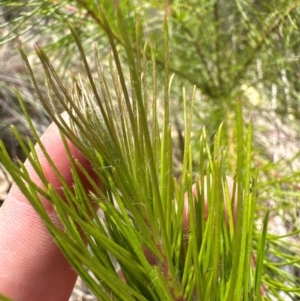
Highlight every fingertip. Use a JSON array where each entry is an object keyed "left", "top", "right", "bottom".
[{"left": 0, "top": 119, "right": 98, "bottom": 301}]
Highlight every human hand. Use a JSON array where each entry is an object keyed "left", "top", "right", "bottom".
[
  {"left": 0, "top": 120, "right": 98, "bottom": 301},
  {"left": 0, "top": 119, "right": 237, "bottom": 301}
]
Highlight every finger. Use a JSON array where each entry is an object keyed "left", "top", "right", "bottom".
[
  {"left": 183, "top": 175, "right": 237, "bottom": 234},
  {"left": 116, "top": 246, "right": 158, "bottom": 282},
  {"left": 0, "top": 120, "right": 100, "bottom": 301}
]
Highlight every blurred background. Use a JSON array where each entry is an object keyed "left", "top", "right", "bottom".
[{"left": 1, "top": 1, "right": 300, "bottom": 299}]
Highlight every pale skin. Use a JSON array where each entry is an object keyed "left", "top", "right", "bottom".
[
  {"left": 0, "top": 120, "right": 237, "bottom": 301},
  {"left": 0, "top": 121, "right": 98, "bottom": 301}
]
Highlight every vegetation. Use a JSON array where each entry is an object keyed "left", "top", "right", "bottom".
[{"left": 1, "top": 1, "right": 300, "bottom": 300}]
